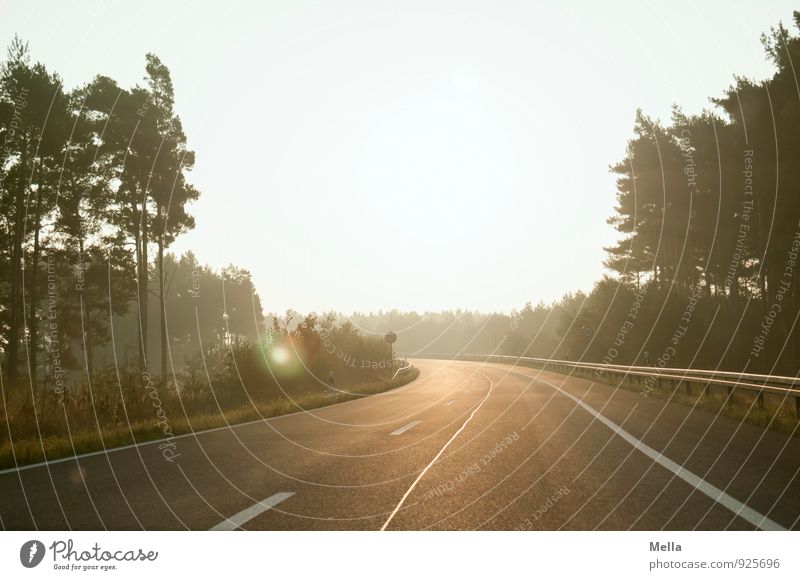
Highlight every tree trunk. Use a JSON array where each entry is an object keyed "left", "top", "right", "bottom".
[
  {"left": 7, "top": 147, "right": 28, "bottom": 383},
  {"left": 27, "top": 185, "right": 43, "bottom": 387},
  {"left": 78, "top": 236, "right": 94, "bottom": 383},
  {"left": 132, "top": 203, "right": 142, "bottom": 371},
  {"left": 158, "top": 233, "right": 168, "bottom": 379},
  {"left": 135, "top": 198, "right": 149, "bottom": 373},
  {"left": 142, "top": 219, "right": 149, "bottom": 370}
]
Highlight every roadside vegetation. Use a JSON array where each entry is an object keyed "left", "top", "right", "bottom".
[
  {"left": 4, "top": 13, "right": 800, "bottom": 466},
  {"left": 0, "top": 38, "right": 416, "bottom": 469},
  {"left": 584, "top": 366, "right": 800, "bottom": 437},
  {"left": 0, "top": 318, "right": 418, "bottom": 470},
  {"left": 0, "top": 365, "right": 418, "bottom": 470}
]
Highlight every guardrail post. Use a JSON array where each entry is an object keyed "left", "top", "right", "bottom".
[{"left": 432, "top": 354, "right": 794, "bottom": 419}]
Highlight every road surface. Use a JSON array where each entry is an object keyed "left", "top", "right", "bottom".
[{"left": 1, "top": 359, "right": 798, "bottom": 530}]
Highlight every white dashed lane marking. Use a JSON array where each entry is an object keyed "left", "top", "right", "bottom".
[
  {"left": 390, "top": 421, "right": 422, "bottom": 436},
  {"left": 210, "top": 492, "right": 294, "bottom": 530}
]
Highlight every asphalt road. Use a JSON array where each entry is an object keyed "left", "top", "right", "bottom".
[{"left": 1, "top": 358, "right": 798, "bottom": 531}]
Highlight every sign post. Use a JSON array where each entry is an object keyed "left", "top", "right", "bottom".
[{"left": 385, "top": 331, "right": 397, "bottom": 369}]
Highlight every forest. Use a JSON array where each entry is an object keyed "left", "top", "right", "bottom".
[
  {"left": 0, "top": 36, "right": 405, "bottom": 466},
  {"left": 4, "top": 11, "right": 800, "bottom": 466},
  {"left": 558, "top": 15, "right": 800, "bottom": 375},
  {"left": 361, "top": 15, "right": 800, "bottom": 377}
]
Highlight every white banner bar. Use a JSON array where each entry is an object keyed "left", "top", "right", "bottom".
[{"left": 1, "top": 531, "right": 797, "bottom": 579}]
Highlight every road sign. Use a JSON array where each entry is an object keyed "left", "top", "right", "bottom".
[{"left": 385, "top": 331, "right": 397, "bottom": 367}]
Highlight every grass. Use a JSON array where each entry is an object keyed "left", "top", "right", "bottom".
[
  {"left": 644, "top": 384, "right": 799, "bottom": 436},
  {"left": 565, "top": 366, "right": 800, "bottom": 437},
  {"left": 0, "top": 366, "right": 419, "bottom": 471}
]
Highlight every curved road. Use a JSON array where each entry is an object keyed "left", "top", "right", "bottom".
[{"left": 1, "top": 359, "right": 798, "bottom": 530}]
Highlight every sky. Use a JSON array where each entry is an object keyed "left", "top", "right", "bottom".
[{"left": 1, "top": 0, "right": 798, "bottom": 314}]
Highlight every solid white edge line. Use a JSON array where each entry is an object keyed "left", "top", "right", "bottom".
[
  {"left": 0, "top": 367, "right": 425, "bottom": 477},
  {"left": 209, "top": 492, "right": 295, "bottom": 531},
  {"left": 390, "top": 420, "right": 422, "bottom": 436},
  {"left": 535, "top": 376, "right": 786, "bottom": 531}
]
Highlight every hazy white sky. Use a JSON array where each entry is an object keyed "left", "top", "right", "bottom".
[{"left": 1, "top": 0, "right": 797, "bottom": 314}]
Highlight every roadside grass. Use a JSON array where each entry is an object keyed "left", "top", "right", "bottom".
[
  {"left": 0, "top": 366, "right": 419, "bottom": 471},
  {"left": 492, "top": 358, "right": 800, "bottom": 436},
  {"left": 586, "top": 370, "right": 800, "bottom": 437},
  {"left": 647, "top": 385, "right": 798, "bottom": 436}
]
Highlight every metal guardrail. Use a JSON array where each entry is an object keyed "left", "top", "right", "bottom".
[
  {"left": 404, "top": 353, "right": 800, "bottom": 413},
  {"left": 391, "top": 360, "right": 414, "bottom": 381}
]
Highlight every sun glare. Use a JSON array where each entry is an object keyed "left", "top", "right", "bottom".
[{"left": 271, "top": 345, "right": 291, "bottom": 365}]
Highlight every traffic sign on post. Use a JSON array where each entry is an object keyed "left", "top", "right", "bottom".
[{"left": 385, "top": 332, "right": 397, "bottom": 367}]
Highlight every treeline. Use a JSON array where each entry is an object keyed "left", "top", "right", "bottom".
[
  {"left": 348, "top": 303, "right": 576, "bottom": 359},
  {"left": 0, "top": 37, "right": 412, "bottom": 460},
  {"left": 559, "top": 15, "right": 800, "bottom": 374},
  {"left": 0, "top": 35, "right": 198, "bottom": 390},
  {"left": 364, "top": 15, "right": 800, "bottom": 375},
  {"left": 257, "top": 312, "right": 400, "bottom": 390},
  {"left": 0, "top": 37, "right": 395, "bottom": 401},
  {"left": 112, "top": 252, "right": 267, "bottom": 374}
]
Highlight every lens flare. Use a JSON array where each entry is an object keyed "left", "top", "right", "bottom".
[{"left": 271, "top": 345, "right": 291, "bottom": 365}]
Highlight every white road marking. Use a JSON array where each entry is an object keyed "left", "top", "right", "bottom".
[
  {"left": 537, "top": 376, "right": 786, "bottom": 531},
  {"left": 210, "top": 492, "right": 294, "bottom": 531},
  {"left": 390, "top": 421, "right": 422, "bottom": 436},
  {"left": 444, "top": 400, "right": 456, "bottom": 407},
  {"left": 0, "top": 367, "right": 424, "bottom": 477},
  {"left": 381, "top": 372, "right": 495, "bottom": 531}
]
